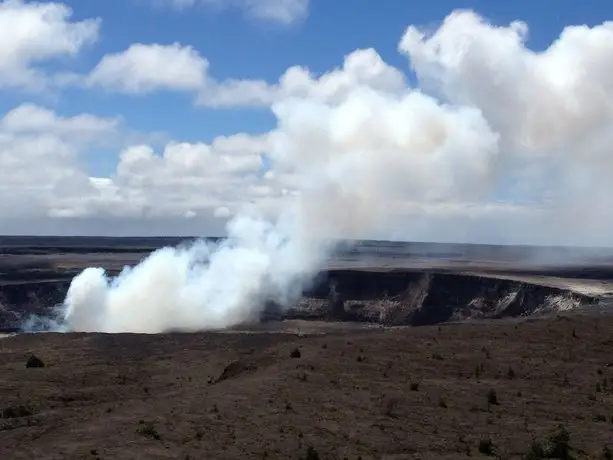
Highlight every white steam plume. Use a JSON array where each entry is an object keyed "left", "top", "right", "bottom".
[{"left": 61, "top": 10, "right": 613, "bottom": 333}]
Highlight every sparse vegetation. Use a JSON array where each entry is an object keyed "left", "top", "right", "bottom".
[
  {"left": 478, "top": 439, "right": 494, "bottom": 456},
  {"left": 304, "top": 446, "right": 320, "bottom": 460},
  {"left": 526, "top": 426, "right": 573, "bottom": 460},
  {"left": 1, "top": 405, "right": 33, "bottom": 419},
  {"left": 383, "top": 397, "right": 399, "bottom": 418},
  {"left": 136, "top": 421, "right": 161, "bottom": 440},
  {"left": 1, "top": 314, "right": 612, "bottom": 458},
  {"left": 507, "top": 366, "right": 516, "bottom": 379},
  {"left": 487, "top": 389, "right": 499, "bottom": 406}
]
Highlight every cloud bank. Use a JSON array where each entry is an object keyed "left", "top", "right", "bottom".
[{"left": 1, "top": 2, "right": 613, "bottom": 250}]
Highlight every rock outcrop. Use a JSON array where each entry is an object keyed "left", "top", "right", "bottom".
[{"left": 286, "top": 270, "right": 598, "bottom": 325}]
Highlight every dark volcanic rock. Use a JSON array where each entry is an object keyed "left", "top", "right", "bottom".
[
  {"left": 290, "top": 348, "right": 301, "bottom": 358},
  {"left": 26, "top": 355, "right": 45, "bottom": 368},
  {"left": 214, "top": 360, "right": 256, "bottom": 384},
  {"left": 290, "top": 270, "right": 598, "bottom": 326},
  {"left": 0, "top": 281, "right": 70, "bottom": 329}
]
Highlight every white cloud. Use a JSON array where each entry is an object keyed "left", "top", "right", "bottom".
[
  {"left": 78, "top": 45, "right": 405, "bottom": 106},
  {"left": 197, "top": 48, "right": 407, "bottom": 108},
  {"left": 0, "top": 0, "right": 99, "bottom": 91},
  {"left": 84, "top": 43, "right": 208, "bottom": 93},
  {"left": 0, "top": 103, "right": 119, "bottom": 144},
  {"left": 0, "top": 103, "right": 274, "bottom": 224},
  {"left": 70, "top": 42, "right": 404, "bottom": 106},
  {"left": 4, "top": 9, "right": 613, "bottom": 246},
  {"left": 0, "top": 103, "right": 117, "bottom": 218},
  {"left": 398, "top": 10, "right": 613, "bottom": 237},
  {"left": 158, "top": 0, "right": 309, "bottom": 25},
  {"left": 214, "top": 206, "right": 231, "bottom": 218}
]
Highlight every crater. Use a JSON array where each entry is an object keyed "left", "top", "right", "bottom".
[{"left": 2, "top": 237, "right": 612, "bottom": 332}]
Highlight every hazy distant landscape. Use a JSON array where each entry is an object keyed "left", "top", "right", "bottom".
[{"left": 2, "top": 236, "right": 613, "bottom": 332}]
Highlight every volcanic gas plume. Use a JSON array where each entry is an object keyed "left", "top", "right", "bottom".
[{"left": 59, "top": 10, "right": 613, "bottom": 333}]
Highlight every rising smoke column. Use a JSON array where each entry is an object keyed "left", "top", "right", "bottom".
[{"left": 62, "top": 11, "right": 613, "bottom": 333}]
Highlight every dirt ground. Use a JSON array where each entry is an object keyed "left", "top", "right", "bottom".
[{"left": 1, "top": 316, "right": 613, "bottom": 460}]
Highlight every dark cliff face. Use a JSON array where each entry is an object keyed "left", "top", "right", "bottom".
[
  {"left": 290, "top": 270, "right": 598, "bottom": 325},
  {"left": 0, "top": 281, "right": 70, "bottom": 329},
  {"left": 0, "top": 269, "right": 599, "bottom": 331}
]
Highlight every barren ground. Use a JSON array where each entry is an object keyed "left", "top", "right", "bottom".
[
  {"left": 2, "top": 237, "right": 613, "bottom": 458},
  {"left": 2, "top": 316, "right": 613, "bottom": 459}
]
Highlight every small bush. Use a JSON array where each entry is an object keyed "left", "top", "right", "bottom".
[
  {"left": 527, "top": 440, "right": 546, "bottom": 459},
  {"left": 487, "top": 389, "right": 499, "bottom": 406},
  {"left": 1, "top": 405, "right": 33, "bottom": 419},
  {"left": 527, "top": 426, "right": 573, "bottom": 460},
  {"left": 137, "top": 421, "right": 161, "bottom": 440},
  {"left": 305, "top": 446, "right": 320, "bottom": 460},
  {"left": 478, "top": 439, "right": 494, "bottom": 456},
  {"left": 383, "top": 397, "right": 399, "bottom": 418},
  {"left": 410, "top": 382, "right": 420, "bottom": 391},
  {"left": 547, "top": 426, "right": 572, "bottom": 459}
]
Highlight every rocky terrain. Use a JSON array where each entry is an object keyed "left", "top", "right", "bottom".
[
  {"left": 1, "top": 237, "right": 613, "bottom": 458},
  {"left": 1, "top": 315, "right": 613, "bottom": 459}
]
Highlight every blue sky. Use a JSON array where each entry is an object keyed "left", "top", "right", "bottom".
[
  {"left": 71, "top": 1, "right": 610, "bottom": 173},
  {"left": 1, "top": 0, "right": 612, "bottom": 242},
  {"left": 10, "top": 0, "right": 608, "bottom": 170},
  {"left": 84, "top": 2, "right": 604, "bottom": 130}
]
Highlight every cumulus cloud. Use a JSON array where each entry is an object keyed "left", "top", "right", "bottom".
[
  {"left": 76, "top": 43, "right": 404, "bottom": 104},
  {"left": 399, "top": 10, "right": 613, "bottom": 242},
  {"left": 0, "top": 103, "right": 117, "bottom": 219},
  {"left": 0, "top": 102, "right": 274, "bottom": 227},
  {"left": 0, "top": 0, "right": 99, "bottom": 91},
  {"left": 108, "top": 136, "right": 269, "bottom": 216},
  {"left": 196, "top": 48, "right": 407, "bottom": 108},
  {"left": 83, "top": 43, "right": 208, "bottom": 94},
  {"left": 0, "top": 103, "right": 120, "bottom": 145},
  {"left": 4, "top": 8, "right": 613, "bottom": 248}
]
